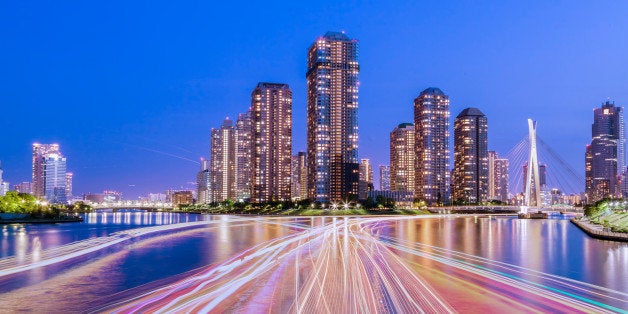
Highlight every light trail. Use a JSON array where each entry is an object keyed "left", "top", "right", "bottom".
[
  {"left": 2, "top": 216, "right": 625, "bottom": 313},
  {"left": 101, "top": 216, "right": 627, "bottom": 313},
  {"left": 0, "top": 218, "right": 260, "bottom": 278}
]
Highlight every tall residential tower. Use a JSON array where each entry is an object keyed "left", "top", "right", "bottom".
[
  {"left": 414, "top": 88, "right": 450, "bottom": 205},
  {"left": 306, "top": 31, "right": 360, "bottom": 203},
  {"left": 32, "top": 143, "right": 67, "bottom": 203},
  {"left": 390, "top": 123, "right": 415, "bottom": 194},
  {"left": 452, "top": 108, "right": 488, "bottom": 204},
  {"left": 210, "top": 118, "right": 236, "bottom": 202},
  {"left": 251, "top": 83, "right": 293, "bottom": 202},
  {"left": 235, "top": 111, "right": 253, "bottom": 201},
  {"left": 586, "top": 101, "right": 625, "bottom": 202}
]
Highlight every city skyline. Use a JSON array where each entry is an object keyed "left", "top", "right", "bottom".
[{"left": 1, "top": 1, "right": 627, "bottom": 198}]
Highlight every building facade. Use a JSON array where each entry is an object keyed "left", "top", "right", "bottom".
[
  {"left": 390, "top": 123, "right": 415, "bottom": 194},
  {"left": 414, "top": 88, "right": 451, "bottom": 205},
  {"left": 358, "top": 158, "right": 374, "bottom": 200},
  {"left": 14, "top": 182, "right": 32, "bottom": 194},
  {"left": 197, "top": 158, "right": 210, "bottom": 204},
  {"left": 32, "top": 143, "right": 61, "bottom": 199},
  {"left": 0, "top": 161, "right": 7, "bottom": 196},
  {"left": 32, "top": 143, "right": 67, "bottom": 203},
  {"left": 172, "top": 191, "right": 194, "bottom": 206},
  {"left": 306, "top": 31, "right": 360, "bottom": 203},
  {"left": 488, "top": 151, "right": 509, "bottom": 203},
  {"left": 65, "top": 172, "right": 73, "bottom": 199},
  {"left": 586, "top": 101, "right": 625, "bottom": 202},
  {"left": 210, "top": 118, "right": 236, "bottom": 202},
  {"left": 235, "top": 111, "right": 253, "bottom": 201},
  {"left": 251, "top": 83, "right": 292, "bottom": 202},
  {"left": 452, "top": 108, "right": 488, "bottom": 204},
  {"left": 291, "top": 152, "right": 308, "bottom": 201},
  {"left": 379, "top": 165, "right": 390, "bottom": 191}
]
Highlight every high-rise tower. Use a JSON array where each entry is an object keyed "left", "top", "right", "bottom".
[
  {"left": 197, "top": 158, "right": 210, "bottom": 204},
  {"left": 251, "top": 83, "right": 292, "bottom": 202},
  {"left": 586, "top": 101, "right": 625, "bottom": 202},
  {"left": 358, "top": 158, "right": 373, "bottom": 200},
  {"left": 32, "top": 143, "right": 67, "bottom": 203},
  {"left": 306, "top": 31, "right": 359, "bottom": 203},
  {"left": 488, "top": 151, "right": 509, "bottom": 203},
  {"left": 414, "top": 88, "right": 450, "bottom": 205},
  {"left": 390, "top": 123, "right": 415, "bottom": 194},
  {"left": 291, "top": 152, "right": 308, "bottom": 201},
  {"left": 452, "top": 108, "right": 488, "bottom": 204},
  {"left": 210, "top": 118, "right": 236, "bottom": 202},
  {"left": 235, "top": 111, "right": 253, "bottom": 201},
  {"left": 379, "top": 165, "right": 390, "bottom": 191}
]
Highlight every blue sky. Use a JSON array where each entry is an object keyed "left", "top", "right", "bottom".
[{"left": 1, "top": 1, "right": 627, "bottom": 198}]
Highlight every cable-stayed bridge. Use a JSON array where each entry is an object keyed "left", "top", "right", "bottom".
[{"left": 505, "top": 119, "right": 584, "bottom": 210}]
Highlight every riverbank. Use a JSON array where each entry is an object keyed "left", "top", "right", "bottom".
[
  {"left": 171, "top": 207, "right": 432, "bottom": 216},
  {"left": 570, "top": 218, "right": 628, "bottom": 242},
  {"left": 0, "top": 216, "right": 83, "bottom": 225}
]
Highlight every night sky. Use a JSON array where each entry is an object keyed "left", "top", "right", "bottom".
[{"left": 1, "top": 1, "right": 627, "bottom": 198}]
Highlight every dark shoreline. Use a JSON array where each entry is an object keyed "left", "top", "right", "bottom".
[
  {"left": 0, "top": 217, "right": 83, "bottom": 224},
  {"left": 570, "top": 218, "right": 628, "bottom": 242}
]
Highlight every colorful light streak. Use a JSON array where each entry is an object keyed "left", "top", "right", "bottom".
[{"left": 0, "top": 216, "right": 625, "bottom": 313}]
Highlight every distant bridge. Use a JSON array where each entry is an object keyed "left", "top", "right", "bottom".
[{"left": 89, "top": 201, "right": 174, "bottom": 210}]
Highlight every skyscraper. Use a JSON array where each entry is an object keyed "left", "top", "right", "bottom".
[
  {"left": 210, "top": 118, "right": 236, "bottom": 202},
  {"left": 32, "top": 143, "right": 67, "bottom": 203},
  {"left": 235, "top": 111, "right": 253, "bottom": 201},
  {"left": 306, "top": 31, "right": 360, "bottom": 203},
  {"left": 452, "top": 108, "right": 488, "bottom": 204},
  {"left": 32, "top": 143, "right": 60, "bottom": 198},
  {"left": 358, "top": 158, "right": 373, "bottom": 200},
  {"left": 586, "top": 101, "right": 625, "bottom": 202},
  {"left": 65, "top": 172, "right": 73, "bottom": 199},
  {"left": 390, "top": 123, "right": 415, "bottom": 194},
  {"left": 488, "top": 151, "right": 509, "bottom": 203},
  {"left": 197, "top": 158, "right": 210, "bottom": 204},
  {"left": 291, "top": 152, "right": 307, "bottom": 201},
  {"left": 251, "top": 83, "right": 292, "bottom": 202},
  {"left": 0, "top": 161, "right": 7, "bottom": 196},
  {"left": 379, "top": 165, "right": 390, "bottom": 191},
  {"left": 414, "top": 88, "right": 450, "bottom": 205}
]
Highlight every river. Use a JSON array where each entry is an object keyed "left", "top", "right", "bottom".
[{"left": 0, "top": 212, "right": 626, "bottom": 312}]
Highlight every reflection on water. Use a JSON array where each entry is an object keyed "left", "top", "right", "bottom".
[
  {"left": 0, "top": 214, "right": 626, "bottom": 312},
  {"left": 382, "top": 216, "right": 627, "bottom": 291},
  {"left": 0, "top": 211, "right": 209, "bottom": 258}
]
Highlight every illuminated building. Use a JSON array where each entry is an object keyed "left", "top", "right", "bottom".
[
  {"left": 32, "top": 143, "right": 60, "bottom": 198},
  {"left": 306, "top": 31, "right": 360, "bottom": 203},
  {"left": 210, "top": 117, "right": 236, "bottom": 202},
  {"left": 103, "top": 190, "right": 122, "bottom": 202},
  {"left": 235, "top": 111, "right": 253, "bottom": 201},
  {"left": 0, "top": 161, "right": 7, "bottom": 196},
  {"left": 172, "top": 191, "right": 194, "bottom": 206},
  {"left": 414, "top": 88, "right": 450, "bottom": 205},
  {"left": 251, "top": 83, "right": 292, "bottom": 202},
  {"left": 390, "top": 123, "right": 415, "bottom": 194},
  {"left": 379, "top": 165, "right": 390, "bottom": 191},
  {"left": 14, "top": 182, "right": 32, "bottom": 194},
  {"left": 197, "top": 158, "right": 210, "bottom": 204},
  {"left": 488, "top": 151, "right": 509, "bottom": 203},
  {"left": 65, "top": 172, "right": 73, "bottom": 199},
  {"left": 291, "top": 152, "right": 307, "bottom": 201},
  {"left": 586, "top": 101, "right": 625, "bottom": 202},
  {"left": 452, "top": 108, "right": 488, "bottom": 204},
  {"left": 523, "top": 162, "right": 547, "bottom": 191},
  {"left": 585, "top": 144, "right": 593, "bottom": 201},
  {"left": 358, "top": 158, "right": 373, "bottom": 200},
  {"left": 32, "top": 143, "right": 67, "bottom": 203}
]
